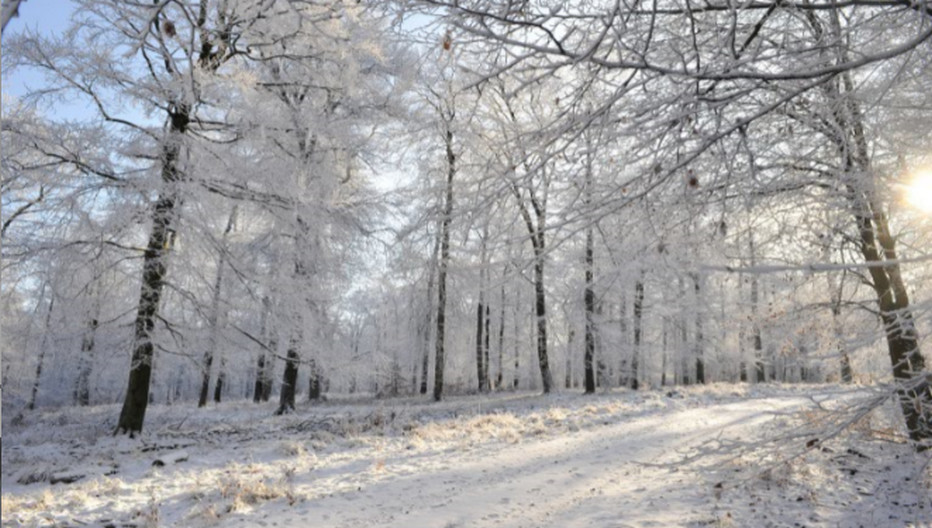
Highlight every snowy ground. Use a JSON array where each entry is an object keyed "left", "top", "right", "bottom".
[{"left": 2, "top": 384, "right": 930, "bottom": 527}]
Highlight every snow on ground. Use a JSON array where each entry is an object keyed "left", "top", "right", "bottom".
[{"left": 2, "top": 384, "right": 930, "bottom": 527}]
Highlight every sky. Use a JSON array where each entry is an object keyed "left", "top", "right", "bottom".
[
  {"left": 2, "top": 0, "right": 76, "bottom": 101},
  {"left": 1, "top": 0, "right": 113, "bottom": 125}
]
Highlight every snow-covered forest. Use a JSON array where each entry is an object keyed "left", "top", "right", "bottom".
[{"left": 2, "top": 0, "right": 931, "bottom": 526}]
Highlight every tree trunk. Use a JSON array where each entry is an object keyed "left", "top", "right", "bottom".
[
  {"left": 584, "top": 222, "right": 596, "bottom": 394},
  {"left": 810, "top": 9, "right": 931, "bottom": 444},
  {"left": 829, "top": 275, "right": 854, "bottom": 383},
  {"left": 679, "top": 277, "right": 691, "bottom": 386},
  {"left": 280, "top": 207, "right": 317, "bottom": 409},
  {"left": 74, "top": 315, "right": 98, "bottom": 406},
  {"left": 476, "top": 295, "right": 487, "bottom": 392},
  {"left": 661, "top": 315, "right": 669, "bottom": 386},
  {"left": 533, "top": 255, "right": 554, "bottom": 393},
  {"left": 566, "top": 328, "right": 575, "bottom": 389},
  {"left": 254, "top": 296, "right": 274, "bottom": 403},
  {"left": 583, "top": 145, "right": 596, "bottom": 393},
  {"left": 308, "top": 358, "right": 322, "bottom": 400},
  {"left": 511, "top": 170, "right": 554, "bottom": 393},
  {"left": 475, "top": 229, "right": 491, "bottom": 393},
  {"left": 738, "top": 271, "right": 748, "bottom": 382},
  {"left": 116, "top": 109, "right": 187, "bottom": 435},
  {"left": 854, "top": 201, "right": 932, "bottom": 445},
  {"left": 261, "top": 324, "right": 277, "bottom": 402},
  {"left": 596, "top": 302, "right": 607, "bottom": 388},
  {"left": 513, "top": 287, "right": 521, "bottom": 389},
  {"left": 484, "top": 303, "right": 491, "bottom": 389},
  {"left": 632, "top": 279, "right": 644, "bottom": 390},
  {"left": 390, "top": 337, "right": 401, "bottom": 397},
  {"left": 497, "top": 280, "right": 506, "bottom": 389},
  {"left": 276, "top": 344, "right": 299, "bottom": 415},
  {"left": 619, "top": 292, "right": 628, "bottom": 387},
  {"left": 692, "top": 273, "right": 705, "bottom": 384},
  {"left": 749, "top": 234, "right": 765, "bottom": 383},
  {"left": 29, "top": 297, "right": 54, "bottom": 411},
  {"left": 213, "top": 365, "right": 225, "bottom": 403},
  {"left": 254, "top": 353, "right": 267, "bottom": 403},
  {"left": 198, "top": 353, "right": 214, "bottom": 407},
  {"left": 420, "top": 319, "right": 431, "bottom": 394},
  {"left": 433, "top": 126, "right": 455, "bottom": 402},
  {"left": 421, "top": 230, "right": 440, "bottom": 395},
  {"left": 262, "top": 355, "right": 275, "bottom": 401},
  {"left": 199, "top": 207, "right": 236, "bottom": 407}
]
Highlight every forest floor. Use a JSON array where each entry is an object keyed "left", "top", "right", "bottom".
[{"left": 2, "top": 383, "right": 930, "bottom": 527}]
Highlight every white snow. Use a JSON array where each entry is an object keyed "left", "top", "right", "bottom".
[{"left": 3, "top": 384, "right": 930, "bottom": 527}]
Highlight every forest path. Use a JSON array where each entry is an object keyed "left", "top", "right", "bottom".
[
  {"left": 6, "top": 387, "right": 928, "bottom": 527},
  {"left": 269, "top": 395, "right": 807, "bottom": 528}
]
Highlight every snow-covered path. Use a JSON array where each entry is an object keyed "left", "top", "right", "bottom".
[
  {"left": 4, "top": 386, "right": 930, "bottom": 527},
  {"left": 257, "top": 396, "right": 801, "bottom": 528}
]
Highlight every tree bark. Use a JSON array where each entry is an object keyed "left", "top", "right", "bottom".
[
  {"left": 116, "top": 108, "right": 187, "bottom": 435},
  {"left": 213, "top": 364, "right": 225, "bottom": 403},
  {"left": 661, "top": 314, "right": 669, "bottom": 386},
  {"left": 199, "top": 207, "right": 236, "bottom": 407},
  {"left": 276, "top": 344, "right": 299, "bottom": 415},
  {"left": 619, "top": 292, "right": 628, "bottom": 387},
  {"left": 632, "top": 279, "right": 644, "bottom": 390},
  {"left": 420, "top": 230, "right": 440, "bottom": 395},
  {"left": 254, "top": 296, "right": 274, "bottom": 402},
  {"left": 308, "top": 358, "right": 322, "bottom": 400},
  {"left": 74, "top": 315, "right": 98, "bottom": 406},
  {"left": 829, "top": 274, "right": 854, "bottom": 383},
  {"left": 513, "top": 287, "right": 521, "bottom": 389},
  {"left": 692, "top": 273, "right": 705, "bottom": 384},
  {"left": 737, "top": 270, "right": 748, "bottom": 382},
  {"left": 475, "top": 228, "right": 491, "bottom": 393},
  {"left": 484, "top": 302, "right": 491, "bottom": 389},
  {"left": 29, "top": 297, "right": 54, "bottom": 411},
  {"left": 749, "top": 233, "right": 765, "bottom": 383},
  {"left": 532, "top": 255, "right": 554, "bottom": 393},
  {"left": 513, "top": 196, "right": 554, "bottom": 393},
  {"left": 678, "top": 277, "right": 691, "bottom": 386},
  {"left": 497, "top": 278, "right": 506, "bottom": 389},
  {"left": 254, "top": 353, "right": 267, "bottom": 403},
  {"left": 476, "top": 292, "right": 487, "bottom": 392},
  {"left": 853, "top": 197, "right": 931, "bottom": 445},
  {"left": 433, "top": 125, "right": 455, "bottom": 402},
  {"left": 566, "top": 328, "right": 575, "bottom": 389},
  {"left": 584, "top": 222, "right": 596, "bottom": 394}
]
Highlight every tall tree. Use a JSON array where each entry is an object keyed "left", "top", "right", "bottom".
[
  {"left": 583, "top": 146, "right": 597, "bottom": 394},
  {"left": 199, "top": 207, "right": 237, "bottom": 407},
  {"left": 433, "top": 96, "right": 456, "bottom": 401}
]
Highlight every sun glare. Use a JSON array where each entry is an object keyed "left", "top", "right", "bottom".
[{"left": 905, "top": 170, "right": 932, "bottom": 213}]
